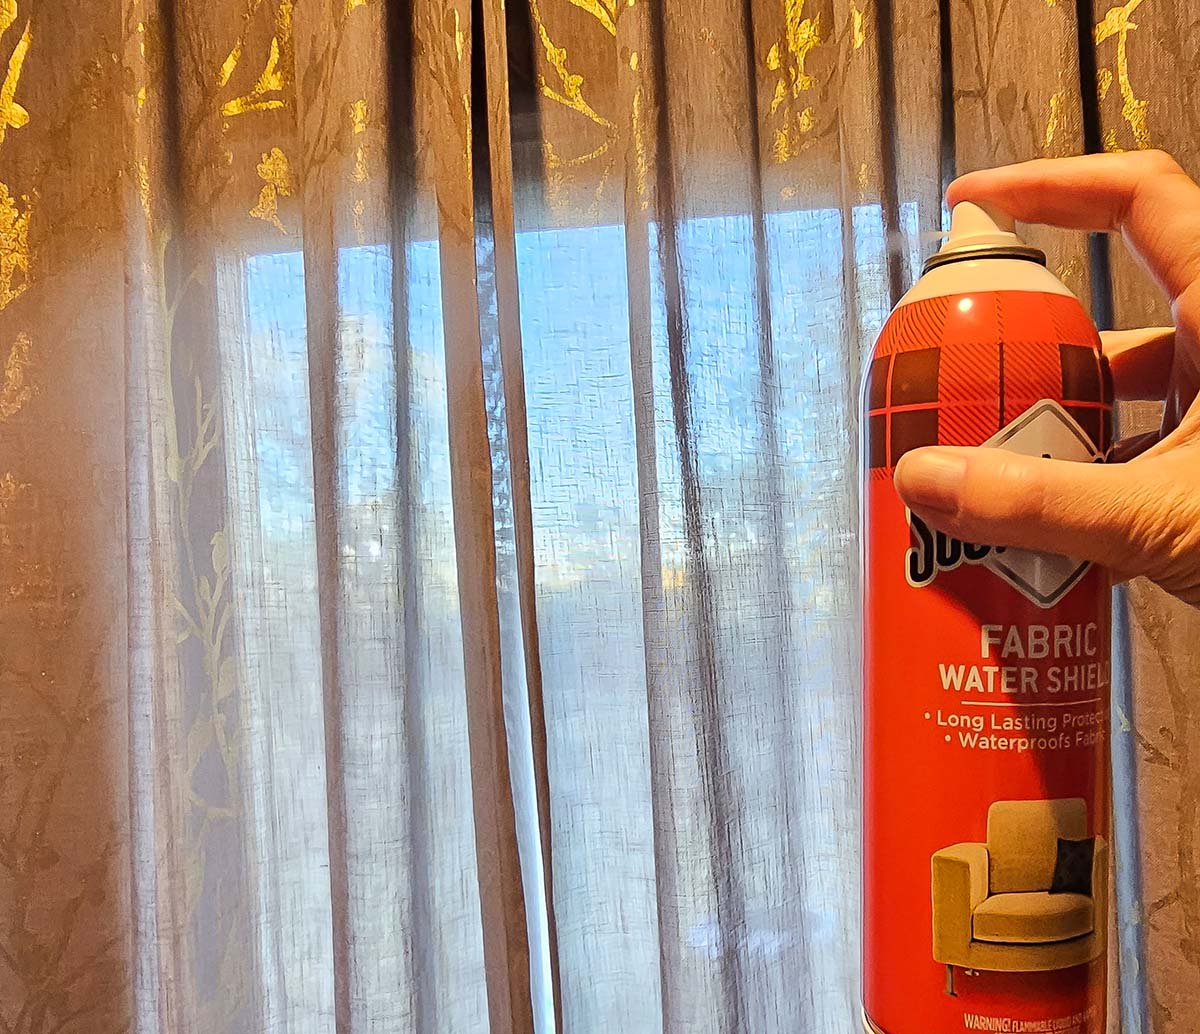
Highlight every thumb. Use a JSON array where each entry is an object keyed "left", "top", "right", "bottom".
[{"left": 893, "top": 446, "right": 1154, "bottom": 573}]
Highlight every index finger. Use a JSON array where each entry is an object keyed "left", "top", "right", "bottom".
[{"left": 947, "top": 151, "right": 1200, "bottom": 302}]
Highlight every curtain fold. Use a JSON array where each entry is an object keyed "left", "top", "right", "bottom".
[
  {"left": 1090, "top": 7, "right": 1200, "bottom": 1034},
  {"left": 1, "top": 1, "right": 1199, "bottom": 1032}
]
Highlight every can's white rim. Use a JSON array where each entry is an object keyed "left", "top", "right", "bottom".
[{"left": 897, "top": 256, "right": 1075, "bottom": 307}]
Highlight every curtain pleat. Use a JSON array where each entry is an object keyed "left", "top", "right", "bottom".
[
  {"left": 478, "top": 3, "right": 564, "bottom": 1031},
  {"left": 154, "top": 1, "right": 272, "bottom": 1027},
  {"left": 1088, "top": 5, "right": 1200, "bottom": 1033},
  {"left": 291, "top": 1, "right": 353, "bottom": 1025},
  {"left": 420, "top": 4, "right": 538, "bottom": 1031},
  {"left": 650, "top": 4, "right": 746, "bottom": 1027},
  {"left": 125, "top": 2, "right": 178, "bottom": 1029},
  {"left": 385, "top": 5, "right": 440, "bottom": 1033}
]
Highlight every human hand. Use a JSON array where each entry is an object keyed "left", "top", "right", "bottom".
[{"left": 893, "top": 151, "right": 1200, "bottom": 605}]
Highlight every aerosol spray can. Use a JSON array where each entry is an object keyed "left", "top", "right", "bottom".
[{"left": 861, "top": 203, "right": 1112, "bottom": 1034}]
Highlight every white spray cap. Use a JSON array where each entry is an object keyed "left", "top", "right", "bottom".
[
  {"left": 944, "top": 201, "right": 1020, "bottom": 248},
  {"left": 923, "top": 201, "right": 1045, "bottom": 272}
]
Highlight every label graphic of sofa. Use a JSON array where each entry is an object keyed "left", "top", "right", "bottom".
[{"left": 931, "top": 798, "right": 1106, "bottom": 996}]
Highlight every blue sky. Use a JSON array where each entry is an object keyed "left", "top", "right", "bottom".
[{"left": 238, "top": 201, "right": 923, "bottom": 591}]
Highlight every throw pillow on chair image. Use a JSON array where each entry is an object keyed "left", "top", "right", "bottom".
[{"left": 931, "top": 798, "right": 1106, "bottom": 997}]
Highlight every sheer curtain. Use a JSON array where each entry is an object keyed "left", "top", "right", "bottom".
[{"left": 1, "top": 0, "right": 1198, "bottom": 1031}]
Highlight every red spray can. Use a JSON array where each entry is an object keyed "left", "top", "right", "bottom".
[{"left": 861, "top": 203, "right": 1113, "bottom": 1034}]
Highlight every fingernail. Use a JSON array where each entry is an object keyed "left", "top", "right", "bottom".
[{"left": 894, "top": 450, "right": 967, "bottom": 514}]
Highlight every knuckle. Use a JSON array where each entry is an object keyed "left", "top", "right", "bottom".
[{"left": 1137, "top": 149, "right": 1183, "bottom": 177}]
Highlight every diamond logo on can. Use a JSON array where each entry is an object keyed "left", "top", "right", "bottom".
[{"left": 980, "top": 399, "right": 1102, "bottom": 608}]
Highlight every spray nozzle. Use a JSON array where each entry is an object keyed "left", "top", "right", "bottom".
[
  {"left": 944, "top": 201, "right": 1019, "bottom": 248},
  {"left": 922, "top": 201, "right": 1045, "bottom": 273}
]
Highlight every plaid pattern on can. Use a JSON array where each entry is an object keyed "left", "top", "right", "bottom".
[{"left": 865, "top": 290, "right": 1113, "bottom": 478}]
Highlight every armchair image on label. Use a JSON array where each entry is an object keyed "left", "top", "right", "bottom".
[{"left": 931, "top": 798, "right": 1106, "bottom": 997}]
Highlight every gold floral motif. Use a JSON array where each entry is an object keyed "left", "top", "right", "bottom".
[
  {"left": 219, "top": 0, "right": 293, "bottom": 117},
  {"left": 1094, "top": 0, "right": 1150, "bottom": 150},
  {"left": 0, "top": 330, "right": 33, "bottom": 418},
  {"left": 568, "top": 0, "right": 616, "bottom": 36},
  {"left": 0, "top": 469, "right": 23, "bottom": 502},
  {"left": 1043, "top": 90, "right": 1064, "bottom": 151},
  {"left": 0, "top": 9, "right": 30, "bottom": 147},
  {"left": 533, "top": 2, "right": 615, "bottom": 133},
  {"left": 221, "top": 36, "right": 285, "bottom": 115},
  {"left": 770, "top": 106, "right": 814, "bottom": 164},
  {"left": 350, "top": 98, "right": 369, "bottom": 185},
  {"left": 1097, "top": 67, "right": 1113, "bottom": 100},
  {"left": 218, "top": 40, "right": 243, "bottom": 88},
  {"left": 630, "top": 77, "right": 649, "bottom": 210},
  {"left": 249, "top": 146, "right": 291, "bottom": 233},
  {"left": 851, "top": 3, "right": 865, "bottom": 50},
  {"left": 766, "top": 2, "right": 821, "bottom": 96},
  {"left": 349, "top": 99, "right": 368, "bottom": 234},
  {"left": 527, "top": 0, "right": 619, "bottom": 210},
  {"left": 765, "top": 0, "right": 823, "bottom": 163},
  {"left": 350, "top": 97, "right": 368, "bottom": 134},
  {"left": 0, "top": 181, "right": 30, "bottom": 310}
]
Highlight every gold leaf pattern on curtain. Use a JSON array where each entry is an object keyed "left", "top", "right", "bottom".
[
  {"left": 219, "top": 0, "right": 293, "bottom": 117},
  {"left": 349, "top": 98, "right": 368, "bottom": 181},
  {"left": 0, "top": 0, "right": 29, "bottom": 316},
  {"left": 0, "top": 18, "right": 30, "bottom": 145},
  {"left": 0, "top": 327, "right": 29, "bottom": 415},
  {"left": 348, "top": 97, "right": 369, "bottom": 239},
  {"left": 851, "top": 3, "right": 866, "bottom": 50},
  {"left": 0, "top": 181, "right": 29, "bottom": 308},
  {"left": 249, "top": 144, "right": 292, "bottom": 231},
  {"left": 3, "top": 0, "right": 1200, "bottom": 1032},
  {"left": 763, "top": 1, "right": 821, "bottom": 163},
  {"left": 1094, "top": 0, "right": 1150, "bottom": 151},
  {"left": 529, "top": 0, "right": 618, "bottom": 217}
]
